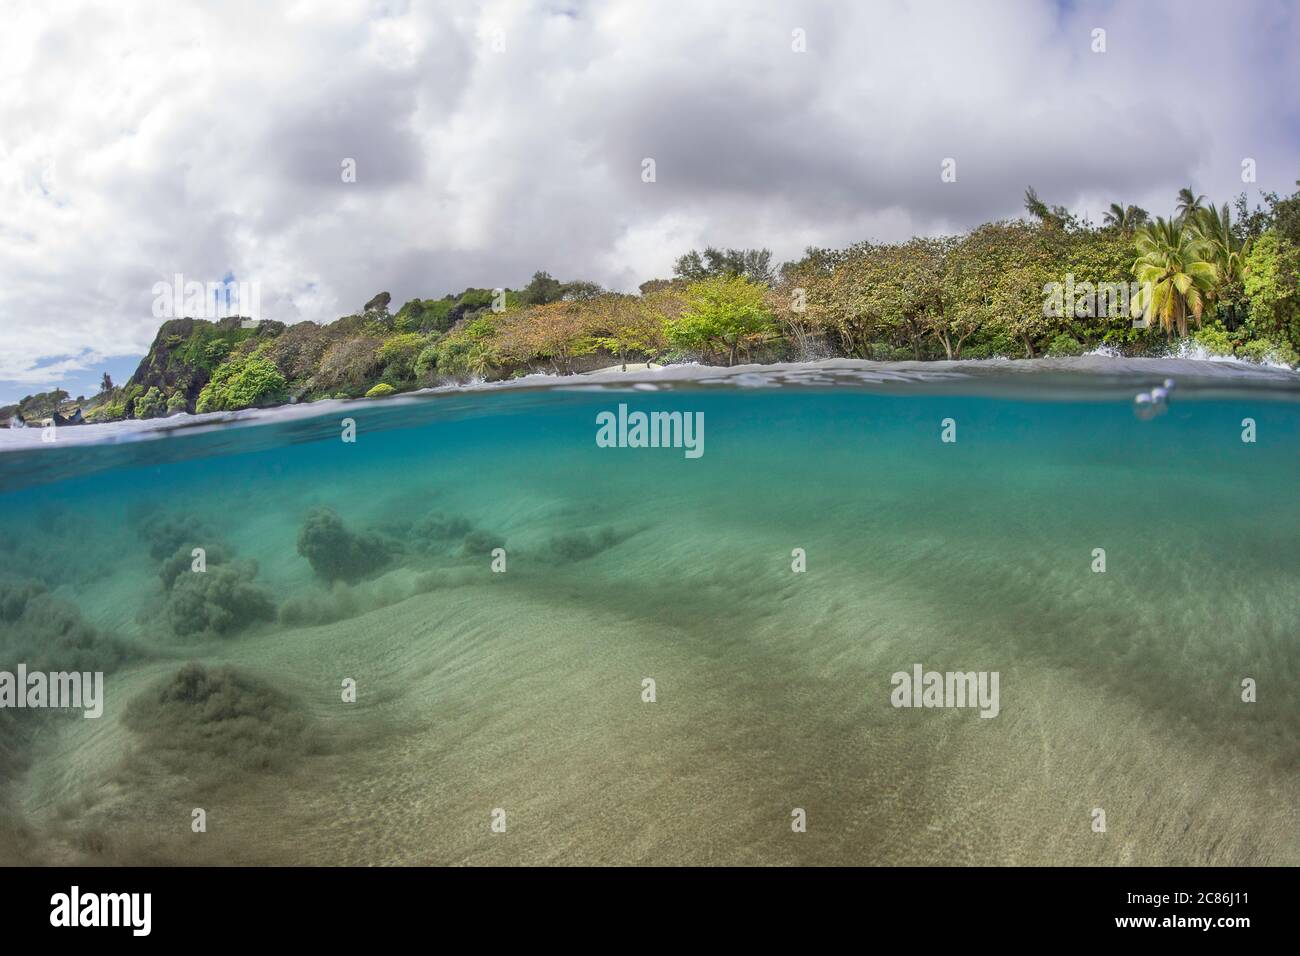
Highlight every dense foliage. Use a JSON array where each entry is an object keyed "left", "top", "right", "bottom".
[
  {"left": 194, "top": 353, "right": 288, "bottom": 413},
  {"left": 10, "top": 183, "right": 1297, "bottom": 426}
]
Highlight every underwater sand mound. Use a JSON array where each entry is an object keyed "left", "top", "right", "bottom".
[
  {"left": 164, "top": 561, "right": 276, "bottom": 638},
  {"left": 406, "top": 510, "right": 505, "bottom": 560},
  {"left": 297, "top": 506, "right": 395, "bottom": 583},
  {"left": 124, "top": 662, "right": 316, "bottom": 773},
  {"left": 0, "top": 577, "right": 137, "bottom": 673},
  {"left": 159, "top": 542, "right": 232, "bottom": 591},
  {"left": 409, "top": 511, "right": 473, "bottom": 549},
  {"left": 546, "top": 525, "right": 635, "bottom": 562},
  {"left": 134, "top": 509, "right": 216, "bottom": 562}
]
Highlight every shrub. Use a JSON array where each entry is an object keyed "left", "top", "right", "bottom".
[
  {"left": 365, "top": 383, "right": 396, "bottom": 398},
  {"left": 175, "top": 321, "right": 260, "bottom": 373},
  {"left": 414, "top": 343, "right": 440, "bottom": 379},
  {"left": 962, "top": 332, "right": 1020, "bottom": 359},
  {"left": 457, "top": 289, "right": 495, "bottom": 312},
  {"left": 1046, "top": 333, "right": 1085, "bottom": 357},
  {"left": 166, "top": 391, "right": 188, "bottom": 413},
  {"left": 134, "top": 386, "right": 166, "bottom": 419},
  {"left": 313, "top": 337, "right": 383, "bottom": 394},
  {"left": 265, "top": 321, "right": 334, "bottom": 386},
  {"left": 1191, "top": 324, "right": 1234, "bottom": 356},
  {"left": 195, "top": 355, "right": 288, "bottom": 413},
  {"left": 424, "top": 300, "right": 458, "bottom": 332},
  {"left": 84, "top": 397, "right": 127, "bottom": 422},
  {"left": 204, "top": 340, "right": 231, "bottom": 366},
  {"left": 1239, "top": 338, "right": 1298, "bottom": 366},
  {"left": 431, "top": 320, "right": 498, "bottom": 377},
  {"left": 376, "top": 333, "right": 426, "bottom": 380},
  {"left": 394, "top": 299, "right": 457, "bottom": 334}
]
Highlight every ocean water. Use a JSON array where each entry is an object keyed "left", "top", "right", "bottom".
[{"left": 0, "top": 358, "right": 1296, "bottom": 865}]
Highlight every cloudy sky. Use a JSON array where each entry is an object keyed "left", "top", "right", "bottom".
[{"left": 1, "top": 0, "right": 1297, "bottom": 403}]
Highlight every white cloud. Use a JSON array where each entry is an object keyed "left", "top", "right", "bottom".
[{"left": 0, "top": 0, "right": 1295, "bottom": 397}]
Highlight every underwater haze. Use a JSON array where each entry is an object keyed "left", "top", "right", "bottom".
[{"left": 0, "top": 358, "right": 1296, "bottom": 866}]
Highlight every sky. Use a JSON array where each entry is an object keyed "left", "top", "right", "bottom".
[{"left": 1, "top": 0, "right": 1297, "bottom": 404}]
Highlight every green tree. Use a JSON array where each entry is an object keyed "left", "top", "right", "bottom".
[
  {"left": 1102, "top": 202, "right": 1149, "bottom": 234},
  {"left": 1193, "top": 204, "right": 1248, "bottom": 284},
  {"left": 991, "top": 263, "right": 1058, "bottom": 357},
  {"left": 394, "top": 299, "right": 458, "bottom": 333},
  {"left": 376, "top": 332, "right": 427, "bottom": 381},
  {"left": 561, "top": 280, "right": 605, "bottom": 302},
  {"left": 1242, "top": 231, "right": 1300, "bottom": 349},
  {"left": 1265, "top": 181, "right": 1300, "bottom": 246},
  {"left": 1176, "top": 187, "right": 1207, "bottom": 223},
  {"left": 1057, "top": 227, "right": 1144, "bottom": 346},
  {"left": 589, "top": 295, "right": 667, "bottom": 367},
  {"left": 1131, "top": 218, "right": 1218, "bottom": 337},
  {"left": 673, "top": 247, "right": 775, "bottom": 285},
  {"left": 666, "top": 276, "right": 776, "bottom": 365},
  {"left": 18, "top": 389, "right": 69, "bottom": 419},
  {"left": 808, "top": 242, "right": 893, "bottom": 357},
  {"left": 521, "top": 271, "right": 565, "bottom": 306},
  {"left": 891, "top": 237, "right": 957, "bottom": 358},
  {"left": 1023, "top": 186, "right": 1082, "bottom": 231},
  {"left": 942, "top": 226, "right": 1043, "bottom": 359},
  {"left": 491, "top": 301, "right": 598, "bottom": 374},
  {"left": 1192, "top": 202, "right": 1250, "bottom": 326},
  {"left": 771, "top": 248, "right": 844, "bottom": 358}
]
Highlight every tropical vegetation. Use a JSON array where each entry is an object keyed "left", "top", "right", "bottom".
[{"left": 6, "top": 183, "right": 1297, "bottom": 426}]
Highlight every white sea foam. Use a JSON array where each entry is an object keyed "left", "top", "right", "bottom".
[{"left": 1083, "top": 344, "right": 1122, "bottom": 359}]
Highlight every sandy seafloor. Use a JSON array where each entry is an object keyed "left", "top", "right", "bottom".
[{"left": 0, "top": 358, "right": 1296, "bottom": 865}]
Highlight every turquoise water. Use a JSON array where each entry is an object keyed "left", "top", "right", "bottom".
[{"left": 1, "top": 361, "right": 1296, "bottom": 865}]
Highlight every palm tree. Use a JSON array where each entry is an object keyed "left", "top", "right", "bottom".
[
  {"left": 1023, "top": 186, "right": 1074, "bottom": 229},
  {"left": 99, "top": 373, "right": 113, "bottom": 394},
  {"left": 1024, "top": 186, "right": 1051, "bottom": 222},
  {"left": 1176, "top": 187, "right": 1206, "bottom": 223},
  {"left": 1192, "top": 203, "right": 1250, "bottom": 328},
  {"left": 1103, "top": 202, "right": 1150, "bottom": 234},
  {"left": 1192, "top": 203, "right": 1248, "bottom": 284},
  {"left": 1131, "top": 218, "right": 1218, "bottom": 337}
]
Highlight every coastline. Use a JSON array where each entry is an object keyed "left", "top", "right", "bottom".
[{"left": 3, "top": 355, "right": 1298, "bottom": 455}]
